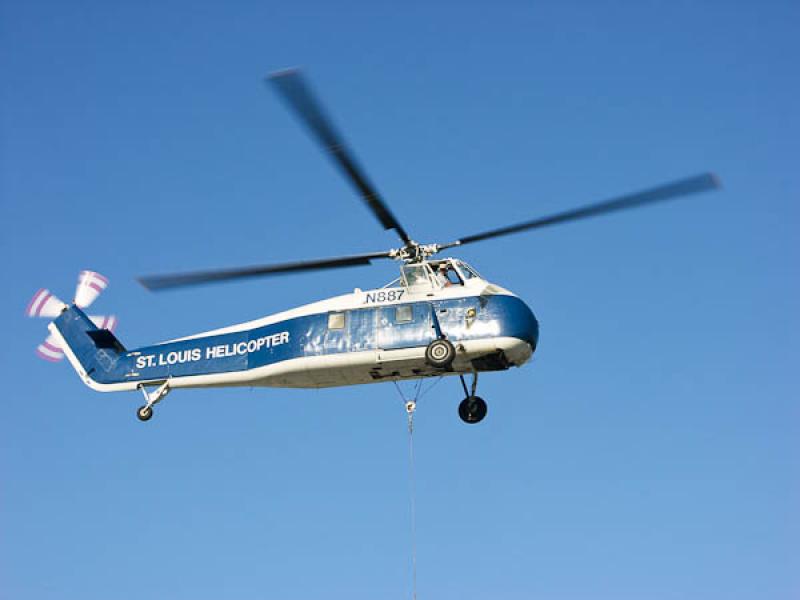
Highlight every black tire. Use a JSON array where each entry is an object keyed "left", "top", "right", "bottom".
[
  {"left": 137, "top": 405, "right": 153, "bottom": 422},
  {"left": 425, "top": 338, "right": 456, "bottom": 368},
  {"left": 458, "top": 396, "right": 487, "bottom": 424}
]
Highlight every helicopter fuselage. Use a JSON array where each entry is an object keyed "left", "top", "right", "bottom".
[{"left": 50, "top": 262, "right": 539, "bottom": 394}]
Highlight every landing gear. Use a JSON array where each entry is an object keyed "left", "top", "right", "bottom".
[
  {"left": 458, "top": 396, "right": 487, "bottom": 424},
  {"left": 136, "top": 380, "right": 170, "bottom": 422},
  {"left": 137, "top": 405, "right": 153, "bottom": 422},
  {"left": 425, "top": 338, "right": 455, "bottom": 368},
  {"left": 458, "top": 371, "right": 487, "bottom": 424}
]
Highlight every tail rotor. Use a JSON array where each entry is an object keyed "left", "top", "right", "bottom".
[{"left": 26, "top": 271, "right": 117, "bottom": 362}]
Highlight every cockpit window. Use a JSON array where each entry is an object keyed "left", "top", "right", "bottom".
[
  {"left": 455, "top": 261, "right": 480, "bottom": 280},
  {"left": 401, "top": 265, "right": 431, "bottom": 288},
  {"left": 434, "top": 261, "right": 463, "bottom": 287}
]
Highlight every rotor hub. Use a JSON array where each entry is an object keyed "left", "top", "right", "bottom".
[{"left": 391, "top": 242, "right": 442, "bottom": 263}]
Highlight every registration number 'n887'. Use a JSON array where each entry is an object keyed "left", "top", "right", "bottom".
[{"left": 363, "top": 290, "right": 405, "bottom": 304}]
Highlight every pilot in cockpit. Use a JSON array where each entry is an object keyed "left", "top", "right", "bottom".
[
  {"left": 437, "top": 262, "right": 461, "bottom": 287},
  {"left": 436, "top": 263, "right": 451, "bottom": 287}
]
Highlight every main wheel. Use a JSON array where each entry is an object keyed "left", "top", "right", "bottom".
[
  {"left": 458, "top": 396, "right": 487, "bottom": 424},
  {"left": 137, "top": 405, "right": 153, "bottom": 422},
  {"left": 425, "top": 338, "right": 456, "bottom": 368}
]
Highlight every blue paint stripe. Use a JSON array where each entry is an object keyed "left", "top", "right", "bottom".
[{"left": 55, "top": 295, "right": 538, "bottom": 385}]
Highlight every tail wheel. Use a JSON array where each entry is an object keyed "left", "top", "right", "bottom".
[
  {"left": 425, "top": 339, "right": 456, "bottom": 368},
  {"left": 458, "top": 396, "right": 487, "bottom": 424}
]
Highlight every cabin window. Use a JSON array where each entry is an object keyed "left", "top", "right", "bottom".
[
  {"left": 328, "top": 312, "right": 345, "bottom": 330},
  {"left": 396, "top": 305, "right": 413, "bottom": 323}
]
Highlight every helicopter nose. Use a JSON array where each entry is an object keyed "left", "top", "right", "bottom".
[
  {"left": 525, "top": 305, "right": 539, "bottom": 354},
  {"left": 494, "top": 296, "right": 538, "bottom": 367},
  {"left": 496, "top": 295, "right": 538, "bottom": 353},
  {"left": 516, "top": 298, "right": 539, "bottom": 353}
]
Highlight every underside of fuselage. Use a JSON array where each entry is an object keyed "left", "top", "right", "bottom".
[{"left": 185, "top": 335, "right": 534, "bottom": 389}]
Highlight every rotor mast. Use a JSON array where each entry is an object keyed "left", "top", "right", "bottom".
[{"left": 389, "top": 242, "right": 444, "bottom": 264}]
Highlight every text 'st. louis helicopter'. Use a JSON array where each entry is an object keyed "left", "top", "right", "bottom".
[{"left": 27, "top": 69, "right": 721, "bottom": 423}]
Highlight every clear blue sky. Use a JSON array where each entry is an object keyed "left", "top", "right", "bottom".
[{"left": 2, "top": 1, "right": 798, "bottom": 598}]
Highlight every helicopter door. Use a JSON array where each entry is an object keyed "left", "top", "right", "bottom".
[
  {"left": 376, "top": 303, "right": 434, "bottom": 361},
  {"left": 347, "top": 308, "right": 377, "bottom": 353}
]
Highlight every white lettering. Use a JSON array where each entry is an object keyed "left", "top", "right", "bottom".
[{"left": 135, "top": 331, "right": 291, "bottom": 369}]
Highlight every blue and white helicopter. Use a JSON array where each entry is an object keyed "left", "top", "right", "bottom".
[{"left": 27, "top": 70, "right": 720, "bottom": 423}]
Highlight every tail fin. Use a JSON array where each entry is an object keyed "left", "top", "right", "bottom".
[{"left": 49, "top": 306, "right": 130, "bottom": 390}]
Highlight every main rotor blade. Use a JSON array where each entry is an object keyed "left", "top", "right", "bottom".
[
  {"left": 443, "top": 173, "right": 721, "bottom": 248},
  {"left": 138, "top": 251, "right": 394, "bottom": 291},
  {"left": 268, "top": 69, "right": 412, "bottom": 245}
]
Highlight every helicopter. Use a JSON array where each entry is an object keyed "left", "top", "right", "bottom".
[{"left": 27, "top": 69, "right": 720, "bottom": 423}]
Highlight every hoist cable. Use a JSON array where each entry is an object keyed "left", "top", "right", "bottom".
[
  {"left": 407, "top": 406, "right": 418, "bottom": 600},
  {"left": 392, "top": 378, "right": 429, "bottom": 600}
]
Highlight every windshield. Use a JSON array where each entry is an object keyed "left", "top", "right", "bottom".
[
  {"left": 401, "top": 264, "right": 432, "bottom": 288},
  {"left": 455, "top": 260, "right": 481, "bottom": 280}
]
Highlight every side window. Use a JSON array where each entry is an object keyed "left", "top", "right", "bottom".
[
  {"left": 455, "top": 261, "right": 476, "bottom": 280},
  {"left": 396, "top": 305, "right": 413, "bottom": 323},
  {"left": 445, "top": 270, "right": 461, "bottom": 285},
  {"left": 328, "top": 312, "right": 345, "bottom": 330}
]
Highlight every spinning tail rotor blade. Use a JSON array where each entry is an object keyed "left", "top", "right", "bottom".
[
  {"left": 268, "top": 69, "right": 412, "bottom": 245},
  {"left": 138, "top": 251, "right": 394, "bottom": 291},
  {"left": 26, "top": 289, "right": 67, "bottom": 318},
  {"left": 27, "top": 270, "right": 111, "bottom": 317},
  {"left": 36, "top": 333, "right": 64, "bottom": 362},
  {"left": 441, "top": 173, "right": 721, "bottom": 249},
  {"left": 89, "top": 314, "right": 118, "bottom": 331},
  {"left": 74, "top": 270, "right": 109, "bottom": 308}
]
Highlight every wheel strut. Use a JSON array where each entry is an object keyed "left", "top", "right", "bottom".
[
  {"left": 136, "top": 380, "right": 170, "bottom": 422},
  {"left": 458, "top": 371, "right": 486, "bottom": 424},
  {"left": 459, "top": 371, "right": 478, "bottom": 397}
]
